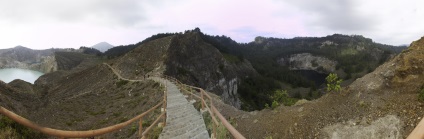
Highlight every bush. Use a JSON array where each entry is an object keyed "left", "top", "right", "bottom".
[
  {"left": 272, "top": 90, "right": 298, "bottom": 106},
  {"left": 264, "top": 103, "right": 270, "bottom": 109},
  {"left": 326, "top": 73, "right": 343, "bottom": 92},
  {"left": 271, "top": 101, "right": 279, "bottom": 109}
]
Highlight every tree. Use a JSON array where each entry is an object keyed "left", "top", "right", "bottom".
[{"left": 326, "top": 73, "right": 343, "bottom": 92}]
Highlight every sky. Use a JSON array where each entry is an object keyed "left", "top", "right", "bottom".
[{"left": 0, "top": 0, "right": 423, "bottom": 49}]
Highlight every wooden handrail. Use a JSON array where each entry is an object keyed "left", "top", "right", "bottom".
[
  {"left": 212, "top": 106, "right": 245, "bottom": 139},
  {"left": 162, "top": 75, "right": 246, "bottom": 139},
  {"left": 142, "top": 112, "right": 166, "bottom": 137},
  {"left": 0, "top": 63, "right": 168, "bottom": 138},
  {"left": 0, "top": 101, "right": 163, "bottom": 138}
]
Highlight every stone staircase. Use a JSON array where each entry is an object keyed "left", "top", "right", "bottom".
[{"left": 152, "top": 77, "right": 210, "bottom": 139}]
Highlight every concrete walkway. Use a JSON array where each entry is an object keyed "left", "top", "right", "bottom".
[{"left": 152, "top": 77, "right": 210, "bottom": 139}]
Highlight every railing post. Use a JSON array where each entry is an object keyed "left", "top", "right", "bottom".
[
  {"left": 162, "top": 89, "right": 167, "bottom": 126},
  {"left": 201, "top": 89, "right": 205, "bottom": 110},
  {"left": 139, "top": 116, "right": 143, "bottom": 138},
  {"left": 209, "top": 91, "right": 217, "bottom": 139},
  {"left": 189, "top": 87, "right": 193, "bottom": 100}
]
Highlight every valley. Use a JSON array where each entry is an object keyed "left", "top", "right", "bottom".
[{"left": 0, "top": 28, "right": 422, "bottom": 139}]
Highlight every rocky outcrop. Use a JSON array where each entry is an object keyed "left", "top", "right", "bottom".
[
  {"left": 278, "top": 53, "right": 337, "bottom": 73},
  {"left": 322, "top": 115, "right": 402, "bottom": 139},
  {"left": 163, "top": 31, "right": 258, "bottom": 109},
  {"left": 348, "top": 36, "right": 424, "bottom": 94},
  {"left": 0, "top": 46, "right": 58, "bottom": 73},
  {"left": 29, "top": 55, "right": 58, "bottom": 73},
  {"left": 111, "top": 30, "right": 257, "bottom": 109}
]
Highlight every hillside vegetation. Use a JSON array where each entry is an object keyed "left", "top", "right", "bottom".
[
  {"left": 216, "top": 36, "right": 424, "bottom": 138},
  {"left": 198, "top": 29, "right": 406, "bottom": 110},
  {"left": 104, "top": 28, "right": 406, "bottom": 111}
]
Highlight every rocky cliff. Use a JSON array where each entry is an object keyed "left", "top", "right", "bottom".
[
  {"left": 0, "top": 46, "right": 58, "bottom": 73},
  {"left": 224, "top": 36, "right": 424, "bottom": 139},
  {"left": 164, "top": 31, "right": 257, "bottom": 109},
  {"left": 111, "top": 30, "right": 257, "bottom": 109},
  {"left": 278, "top": 53, "right": 337, "bottom": 73}
]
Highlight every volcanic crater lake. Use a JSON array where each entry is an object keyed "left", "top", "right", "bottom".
[{"left": 0, "top": 68, "right": 44, "bottom": 84}]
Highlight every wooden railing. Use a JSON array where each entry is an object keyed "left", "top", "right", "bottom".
[
  {"left": 163, "top": 75, "right": 246, "bottom": 139},
  {"left": 0, "top": 83, "right": 167, "bottom": 139}
]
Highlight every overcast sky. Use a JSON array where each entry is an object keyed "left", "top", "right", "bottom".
[{"left": 0, "top": 0, "right": 423, "bottom": 49}]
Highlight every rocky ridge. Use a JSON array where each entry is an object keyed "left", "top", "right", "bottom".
[
  {"left": 219, "top": 36, "right": 424, "bottom": 139},
  {"left": 0, "top": 46, "right": 57, "bottom": 73},
  {"left": 278, "top": 53, "right": 337, "bottom": 73},
  {"left": 111, "top": 30, "right": 257, "bottom": 109}
]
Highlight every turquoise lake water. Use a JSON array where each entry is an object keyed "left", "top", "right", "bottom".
[{"left": 0, "top": 68, "right": 44, "bottom": 84}]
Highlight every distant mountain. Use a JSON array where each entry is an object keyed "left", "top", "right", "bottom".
[{"left": 91, "top": 42, "right": 114, "bottom": 53}]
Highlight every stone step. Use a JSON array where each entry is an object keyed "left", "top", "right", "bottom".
[
  {"left": 165, "top": 114, "right": 203, "bottom": 128},
  {"left": 153, "top": 77, "right": 210, "bottom": 139},
  {"left": 162, "top": 117, "right": 204, "bottom": 134},
  {"left": 167, "top": 105, "right": 198, "bottom": 115},
  {"left": 174, "top": 125, "right": 210, "bottom": 139},
  {"left": 192, "top": 130, "right": 210, "bottom": 139},
  {"left": 161, "top": 123, "right": 208, "bottom": 139},
  {"left": 167, "top": 111, "right": 198, "bottom": 122}
]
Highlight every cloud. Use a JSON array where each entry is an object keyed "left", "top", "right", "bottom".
[
  {"left": 0, "top": 0, "right": 145, "bottom": 26},
  {"left": 283, "top": 0, "right": 377, "bottom": 32},
  {"left": 0, "top": 0, "right": 423, "bottom": 49}
]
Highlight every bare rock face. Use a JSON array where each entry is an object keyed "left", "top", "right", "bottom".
[
  {"left": 112, "top": 30, "right": 257, "bottom": 109},
  {"left": 349, "top": 36, "right": 424, "bottom": 94},
  {"left": 29, "top": 55, "right": 58, "bottom": 73},
  {"left": 278, "top": 53, "right": 337, "bottom": 73},
  {"left": 0, "top": 46, "right": 58, "bottom": 73},
  {"left": 322, "top": 115, "right": 403, "bottom": 139},
  {"left": 164, "top": 31, "right": 255, "bottom": 109}
]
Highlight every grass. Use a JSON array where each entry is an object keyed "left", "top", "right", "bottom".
[
  {"left": 65, "top": 121, "right": 73, "bottom": 126},
  {"left": 116, "top": 79, "right": 129, "bottom": 88},
  {"left": 0, "top": 116, "right": 46, "bottom": 139},
  {"left": 147, "top": 126, "right": 163, "bottom": 139},
  {"left": 119, "top": 117, "right": 129, "bottom": 123},
  {"left": 419, "top": 88, "right": 424, "bottom": 102},
  {"left": 86, "top": 109, "right": 106, "bottom": 116},
  {"left": 202, "top": 112, "right": 232, "bottom": 139},
  {"left": 127, "top": 124, "right": 138, "bottom": 138},
  {"left": 113, "top": 112, "right": 122, "bottom": 117}
]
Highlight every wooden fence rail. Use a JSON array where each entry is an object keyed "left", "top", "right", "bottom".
[
  {"left": 163, "top": 75, "right": 246, "bottom": 139},
  {"left": 0, "top": 80, "right": 167, "bottom": 139}
]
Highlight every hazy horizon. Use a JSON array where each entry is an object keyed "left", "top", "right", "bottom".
[{"left": 0, "top": 0, "right": 423, "bottom": 49}]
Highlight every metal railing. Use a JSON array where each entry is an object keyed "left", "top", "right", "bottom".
[
  {"left": 163, "top": 75, "right": 246, "bottom": 139},
  {"left": 0, "top": 83, "right": 167, "bottom": 139}
]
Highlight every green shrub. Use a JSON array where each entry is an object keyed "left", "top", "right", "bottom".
[
  {"left": 264, "top": 103, "right": 270, "bottom": 109},
  {"left": 272, "top": 90, "right": 298, "bottom": 106},
  {"left": 326, "top": 73, "right": 343, "bottom": 92},
  {"left": 271, "top": 101, "right": 279, "bottom": 109}
]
